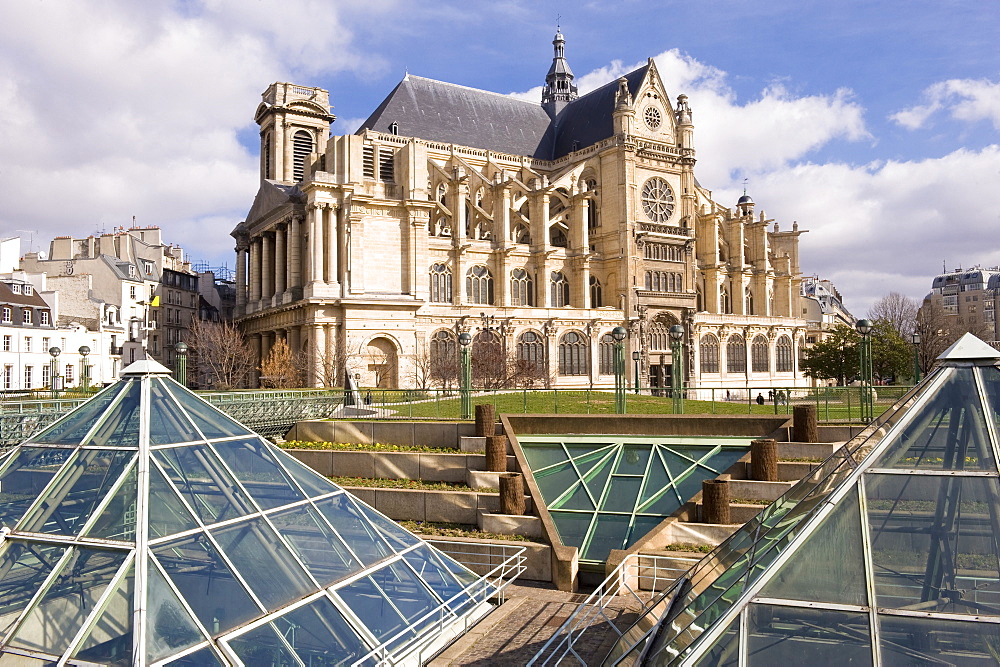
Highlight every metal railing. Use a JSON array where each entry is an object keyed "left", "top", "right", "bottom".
[
  {"left": 355, "top": 540, "right": 526, "bottom": 666},
  {"left": 529, "top": 553, "right": 699, "bottom": 666}
]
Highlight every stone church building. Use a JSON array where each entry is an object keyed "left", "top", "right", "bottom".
[{"left": 233, "top": 32, "right": 810, "bottom": 393}]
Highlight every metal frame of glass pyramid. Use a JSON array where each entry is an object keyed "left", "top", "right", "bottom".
[
  {"left": 0, "top": 359, "right": 495, "bottom": 666},
  {"left": 605, "top": 333, "right": 1000, "bottom": 666}
]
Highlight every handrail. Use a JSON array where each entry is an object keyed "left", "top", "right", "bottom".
[
  {"left": 352, "top": 540, "right": 527, "bottom": 666},
  {"left": 529, "top": 553, "right": 698, "bottom": 666}
]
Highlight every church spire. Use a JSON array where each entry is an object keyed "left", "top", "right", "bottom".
[{"left": 542, "top": 28, "right": 578, "bottom": 117}]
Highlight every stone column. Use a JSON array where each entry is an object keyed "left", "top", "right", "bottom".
[
  {"left": 325, "top": 204, "right": 338, "bottom": 284},
  {"left": 274, "top": 224, "right": 287, "bottom": 300},
  {"left": 311, "top": 205, "right": 324, "bottom": 284},
  {"left": 288, "top": 325, "right": 301, "bottom": 357},
  {"left": 249, "top": 237, "right": 261, "bottom": 306},
  {"left": 261, "top": 233, "right": 274, "bottom": 304},
  {"left": 311, "top": 324, "right": 326, "bottom": 386},
  {"left": 289, "top": 214, "right": 302, "bottom": 292},
  {"left": 251, "top": 333, "right": 262, "bottom": 387},
  {"left": 235, "top": 243, "right": 248, "bottom": 314}
]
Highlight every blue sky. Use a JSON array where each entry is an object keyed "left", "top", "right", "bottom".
[{"left": 1, "top": 0, "right": 998, "bottom": 315}]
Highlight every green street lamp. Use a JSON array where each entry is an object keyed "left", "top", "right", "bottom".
[
  {"left": 632, "top": 350, "right": 641, "bottom": 395},
  {"left": 612, "top": 326, "right": 627, "bottom": 414},
  {"left": 856, "top": 319, "right": 874, "bottom": 422},
  {"left": 670, "top": 324, "right": 685, "bottom": 414},
  {"left": 174, "top": 341, "right": 188, "bottom": 387},
  {"left": 459, "top": 332, "right": 472, "bottom": 420},
  {"left": 78, "top": 345, "right": 91, "bottom": 391},
  {"left": 911, "top": 330, "right": 921, "bottom": 384},
  {"left": 49, "top": 346, "right": 61, "bottom": 399}
]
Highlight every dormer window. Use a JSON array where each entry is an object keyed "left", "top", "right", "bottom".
[
  {"left": 22, "top": 309, "right": 32, "bottom": 324},
  {"left": 1, "top": 307, "right": 11, "bottom": 323},
  {"left": 23, "top": 285, "right": 32, "bottom": 296},
  {"left": 10, "top": 284, "right": 20, "bottom": 295},
  {"left": 143, "top": 260, "right": 154, "bottom": 275},
  {"left": 40, "top": 311, "right": 50, "bottom": 325},
  {"left": 128, "top": 265, "right": 137, "bottom": 278}
]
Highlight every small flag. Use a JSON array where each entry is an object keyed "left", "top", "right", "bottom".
[{"left": 149, "top": 295, "right": 160, "bottom": 307}]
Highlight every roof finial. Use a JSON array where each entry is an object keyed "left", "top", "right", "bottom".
[{"left": 542, "top": 25, "right": 577, "bottom": 117}]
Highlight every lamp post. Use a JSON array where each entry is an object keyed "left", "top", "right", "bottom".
[
  {"left": 49, "top": 347, "right": 61, "bottom": 399},
  {"left": 78, "top": 346, "right": 91, "bottom": 392},
  {"left": 856, "top": 319, "right": 874, "bottom": 422},
  {"left": 609, "top": 326, "right": 626, "bottom": 413},
  {"left": 911, "top": 331, "right": 921, "bottom": 384},
  {"left": 632, "top": 351, "right": 641, "bottom": 395},
  {"left": 670, "top": 325, "right": 685, "bottom": 414},
  {"left": 459, "top": 332, "right": 472, "bottom": 419},
  {"left": 174, "top": 341, "right": 188, "bottom": 387}
]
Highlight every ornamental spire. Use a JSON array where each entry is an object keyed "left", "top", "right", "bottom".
[{"left": 542, "top": 28, "right": 578, "bottom": 117}]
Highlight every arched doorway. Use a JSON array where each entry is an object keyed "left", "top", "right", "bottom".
[{"left": 365, "top": 337, "right": 398, "bottom": 389}]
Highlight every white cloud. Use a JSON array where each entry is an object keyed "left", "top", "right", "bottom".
[{"left": 892, "top": 78, "right": 1000, "bottom": 130}]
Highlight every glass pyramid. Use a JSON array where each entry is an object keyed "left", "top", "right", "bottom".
[
  {"left": 0, "top": 359, "right": 494, "bottom": 665},
  {"left": 605, "top": 334, "right": 1000, "bottom": 666}
]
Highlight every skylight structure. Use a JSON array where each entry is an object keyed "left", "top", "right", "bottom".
[
  {"left": 0, "top": 360, "right": 492, "bottom": 666},
  {"left": 606, "top": 334, "right": 1000, "bottom": 665}
]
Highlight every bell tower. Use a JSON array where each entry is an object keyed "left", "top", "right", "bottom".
[
  {"left": 255, "top": 83, "right": 336, "bottom": 183},
  {"left": 541, "top": 29, "right": 579, "bottom": 117}
]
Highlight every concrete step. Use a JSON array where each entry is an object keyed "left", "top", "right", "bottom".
[
  {"left": 479, "top": 513, "right": 543, "bottom": 539},
  {"left": 724, "top": 479, "right": 793, "bottom": 501},
  {"left": 695, "top": 502, "right": 765, "bottom": 524},
  {"left": 778, "top": 441, "right": 840, "bottom": 459}
]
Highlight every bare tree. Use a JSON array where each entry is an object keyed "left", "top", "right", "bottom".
[
  {"left": 915, "top": 298, "right": 992, "bottom": 373},
  {"left": 259, "top": 338, "right": 307, "bottom": 388},
  {"left": 471, "top": 334, "right": 548, "bottom": 390},
  {"left": 186, "top": 319, "right": 255, "bottom": 389},
  {"left": 313, "top": 346, "right": 349, "bottom": 388},
  {"left": 868, "top": 292, "right": 919, "bottom": 338}
]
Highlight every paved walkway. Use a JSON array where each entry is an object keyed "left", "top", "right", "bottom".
[{"left": 431, "top": 581, "right": 649, "bottom": 666}]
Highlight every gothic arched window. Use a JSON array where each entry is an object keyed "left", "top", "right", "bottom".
[
  {"left": 598, "top": 333, "right": 616, "bottom": 375},
  {"left": 751, "top": 335, "right": 770, "bottom": 373},
  {"left": 466, "top": 265, "right": 494, "bottom": 305},
  {"left": 510, "top": 269, "right": 534, "bottom": 307},
  {"left": 429, "top": 263, "right": 452, "bottom": 303},
  {"left": 517, "top": 331, "right": 545, "bottom": 373},
  {"left": 726, "top": 335, "right": 746, "bottom": 374},
  {"left": 429, "top": 330, "right": 457, "bottom": 383},
  {"left": 700, "top": 334, "right": 720, "bottom": 374},
  {"left": 590, "top": 276, "right": 602, "bottom": 308},
  {"left": 558, "top": 331, "right": 588, "bottom": 375},
  {"left": 550, "top": 271, "right": 570, "bottom": 307},
  {"left": 776, "top": 335, "right": 793, "bottom": 373}
]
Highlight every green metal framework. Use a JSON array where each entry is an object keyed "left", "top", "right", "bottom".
[
  {"left": 604, "top": 334, "right": 1000, "bottom": 666},
  {"left": 521, "top": 436, "right": 751, "bottom": 563}
]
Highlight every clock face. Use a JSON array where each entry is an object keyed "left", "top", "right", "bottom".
[
  {"left": 641, "top": 177, "right": 675, "bottom": 223},
  {"left": 644, "top": 105, "right": 662, "bottom": 130}
]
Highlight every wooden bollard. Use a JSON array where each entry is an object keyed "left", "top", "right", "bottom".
[
  {"left": 793, "top": 404, "right": 819, "bottom": 443},
  {"left": 702, "top": 479, "right": 731, "bottom": 524},
  {"left": 475, "top": 404, "right": 496, "bottom": 437},
  {"left": 751, "top": 438, "right": 778, "bottom": 481},
  {"left": 499, "top": 472, "right": 525, "bottom": 515},
  {"left": 486, "top": 435, "right": 507, "bottom": 472}
]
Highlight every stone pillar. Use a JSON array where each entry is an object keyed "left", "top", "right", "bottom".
[
  {"left": 235, "top": 244, "right": 248, "bottom": 313},
  {"left": 251, "top": 333, "right": 262, "bottom": 387},
  {"left": 249, "top": 237, "right": 261, "bottom": 305},
  {"left": 325, "top": 204, "right": 338, "bottom": 284},
  {"left": 261, "top": 233, "right": 274, "bottom": 303},
  {"left": 311, "top": 205, "right": 324, "bottom": 284},
  {"left": 289, "top": 214, "right": 302, "bottom": 291},
  {"left": 288, "top": 325, "right": 301, "bottom": 357},
  {"left": 312, "top": 324, "right": 326, "bottom": 386},
  {"left": 274, "top": 224, "right": 287, "bottom": 300}
]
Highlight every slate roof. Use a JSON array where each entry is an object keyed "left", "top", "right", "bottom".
[
  {"left": 245, "top": 180, "right": 306, "bottom": 222},
  {"left": 358, "top": 65, "right": 650, "bottom": 160}
]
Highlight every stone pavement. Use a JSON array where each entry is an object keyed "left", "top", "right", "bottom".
[{"left": 430, "top": 581, "right": 649, "bottom": 666}]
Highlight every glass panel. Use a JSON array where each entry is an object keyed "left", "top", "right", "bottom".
[
  {"left": 20, "top": 449, "right": 134, "bottom": 536},
  {"left": 211, "top": 517, "right": 315, "bottom": 611},
  {"left": 146, "top": 559, "right": 205, "bottom": 663},
  {"left": 584, "top": 513, "right": 631, "bottom": 561},
  {"left": 552, "top": 481, "right": 596, "bottom": 511},
  {"left": 760, "top": 486, "right": 868, "bottom": 605},
  {"left": 638, "top": 455, "right": 671, "bottom": 507},
  {"left": 691, "top": 614, "right": 739, "bottom": 667},
  {"left": 0, "top": 448, "right": 73, "bottom": 530},
  {"left": 979, "top": 366, "right": 1000, "bottom": 439},
  {"left": 26, "top": 382, "right": 127, "bottom": 445},
  {"left": 583, "top": 455, "right": 614, "bottom": 502},
  {"left": 866, "top": 473, "right": 1000, "bottom": 615},
  {"left": 615, "top": 445, "right": 651, "bottom": 475},
  {"left": 153, "top": 532, "right": 261, "bottom": 636},
  {"left": 85, "top": 464, "right": 137, "bottom": 542},
  {"left": 269, "top": 597, "right": 374, "bottom": 666},
  {"left": 9, "top": 547, "right": 128, "bottom": 655},
  {"left": 879, "top": 613, "right": 1000, "bottom": 666},
  {"left": 313, "top": 494, "right": 393, "bottom": 565},
  {"left": 352, "top": 498, "right": 420, "bottom": 552},
  {"left": 534, "top": 464, "right": 581, "bottom": 502},
  {"left": 402, "top": 545, "right": 476, "bottom": 614},
  {"left": 154, "top": 445, "right": 253, "bottom": 525},
  {"left": 872, "top": 368, "right": 996, "bottom": 471},
  {"left": 148, "top": 463, "right": 201, "bottom": 539},
  {"left": 71, "top": 560, "right": 134, "bottom": 666},
  {"left": 522, "top": 443, "right": 568, "bottom": 471},
  {"left": 162, "top": 645, "right": 225, "bottom": 666},
  {"left": 0, "top": 542, "right": 66, "bottom": 638},
  {"left": 163, "top": 378, "right": 252, "bottom": 439},
  {"left": 271, "top": 447, "right": 339, "bottom": 499},
  {"left": 746, "top": 604, "right": 872, "bottom": 665},
  {"left": 226, "top": 623, "right": 298, "bottom": 667},
  {"left": 549, "top": 511, "right": 593, "bottom": 551},
  {"left": 603, "top": 477, "right": 642, "bottom": 513},
  {"left": 339, "top": 560, "right": 441, "bottom": 648},
  {"left": 148, "top": 379, "right": 202, "bottom": 446},
  {"left": 268, "top": 505, "right": 362, "bottom": 587},
  {"left": 81, "top": 381, "right": 143, "bottom": 448},
  {"left": 212, "top": 437, "right": 304, "bottom": 511},
  {"left": 334, "top": 574, "right": 412, "bottom": 649}
]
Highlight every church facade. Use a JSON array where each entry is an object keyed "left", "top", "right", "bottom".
[{"left": 232, "top": 33, "right": 810, "bottom": 394}]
